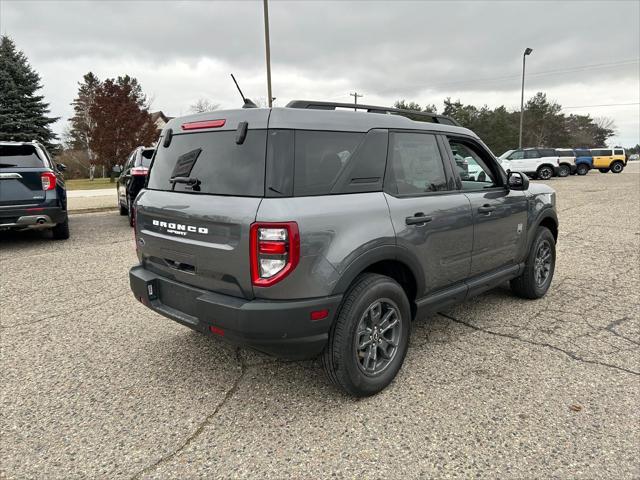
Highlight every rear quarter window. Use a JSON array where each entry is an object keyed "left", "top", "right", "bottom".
[
  {"left": 0, "top": 145, "right": 46, "bottom": 168},
  {"left": 147, "top": 130, "right": 267, "bottom": 196}
]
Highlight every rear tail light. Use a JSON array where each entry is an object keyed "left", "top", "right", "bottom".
[
  {"left": 131, "top": 166, "right": 149, "bottom": 176},
  {"left": 250, "top": 222, "right": 300, "bottom": 287},
  {"left": 40, "top": 172, "right": 57, "bottom": 191}
]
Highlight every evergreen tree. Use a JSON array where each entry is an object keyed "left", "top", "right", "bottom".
[
  {"left": 0, "top": 36, "right": 58, "bottom": 149},
  {"left": 68, "top": 72, "right": 101, "bottom": 159}
]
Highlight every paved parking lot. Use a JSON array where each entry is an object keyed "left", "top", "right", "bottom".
[{"left": 1, "top": 164, "right": 639, "bottom": 479}]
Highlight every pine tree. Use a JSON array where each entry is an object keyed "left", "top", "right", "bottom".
[
  {"left": 68, "top": 72, "right": 101, "bottom": 160},
  {"left": 0, "top": 36, "right": 59, "bottom": 149}
]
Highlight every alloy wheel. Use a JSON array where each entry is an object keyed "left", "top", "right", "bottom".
[{"left": 354, "top": 299, "right": 402, "bottom": 376}]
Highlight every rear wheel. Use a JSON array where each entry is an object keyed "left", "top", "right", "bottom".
[
  {"left": 322, "top": 273, "right": 411, "bottom": 397},
  {"left": 537, "top": 165, "right": 554, "bottom": 180},
  {"left": 611, "top": 161, "right": 624, "bottom": 173},
  {"left": 598, "top": 168, "right": 610, "bottom": 173},
  {"left": 557, "top": 164, "right": 571, "bottom": 177},
  {"left": 510, "top": 227, "right": 555, "bottom": 299},
  {"left": 51, "top": 217, "right": 70, "bottom": 240},
  {"left": 576, "top": 164, "right": 589, "bottom": 176}
]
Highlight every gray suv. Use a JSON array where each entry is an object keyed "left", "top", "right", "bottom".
[{"left": 129, "top": 101, "right": 558, "bottom": 397}]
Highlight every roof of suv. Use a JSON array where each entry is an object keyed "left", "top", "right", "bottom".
[{"left": 162, "top": 106, "right": 477, "bottom": 138}]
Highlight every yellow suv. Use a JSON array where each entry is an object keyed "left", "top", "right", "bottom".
[{"left": 591, "top": 147, "right": 627, "bottom": 173}]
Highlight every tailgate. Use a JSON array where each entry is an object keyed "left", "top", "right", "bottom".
[
  {"left": 0, "top": 169, "right": 47, "bottom": 208},
  {"left": 135, "top": 190, "right": 260, "bottom": 299}
]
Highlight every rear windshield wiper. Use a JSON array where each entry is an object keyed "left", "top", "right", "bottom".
[
  {"left": 169, "top": 176, "right": 201, "bottom": 192},
  {"left": 0, "top": 163, "right": 18, "bottom": 168}
]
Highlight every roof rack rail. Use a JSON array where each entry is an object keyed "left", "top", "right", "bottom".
[{"left": 285, "top": 100, "right": 460, "bottom": 126}]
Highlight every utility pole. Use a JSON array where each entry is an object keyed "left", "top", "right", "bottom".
[
  {"left": 350, "top": 92, "right": 363, "bottom": 111},
  {"left": 519, "top": 47, "right": 533, "bottom": 149},
  {"left": 263, "top": 0, "right": 273, "bottom": 107}
]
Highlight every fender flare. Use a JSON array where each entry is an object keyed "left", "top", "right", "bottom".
[
  {"left": 525, "top": 208, "right": 558, "bottom": 255},
  {"left": 330, "top": 244, "right": 426, "bottom": 297}
]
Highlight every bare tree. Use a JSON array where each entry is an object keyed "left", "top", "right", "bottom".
[{"left": 189, "top": 98, "right": 220, "bottom": 113}]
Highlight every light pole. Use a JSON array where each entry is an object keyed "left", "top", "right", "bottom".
[
  {"left": 263, "top": 0, "right": 273, "bottom": 107},
  {"left": 519, "top": 47, "right": 533, "bottom": 149}
]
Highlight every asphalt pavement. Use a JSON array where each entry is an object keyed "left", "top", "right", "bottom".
[{"left": 1, "top": 164, "right": 638, "bottom": 479}]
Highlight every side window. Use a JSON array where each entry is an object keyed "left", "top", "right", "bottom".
[
  {"left": 293, "top": 131, "right": 364, "bottom": 196},
  {"left": 539, "top": 149, "right": 556, "bottom": 157},
  {"left": 388, "top": 132, "right": 448, "bottom": 194},
  {"left": 448, "top": 139, "right": 498, "bottom": 190},
  {"left": 614, "top": 149, "right": 624, "bottom": 155},
  {"left": 525, "top": 150, "right": 540, "bottom": 159},
  {"left": 508, "top": 150, "right": 524, "bottom": 160}
]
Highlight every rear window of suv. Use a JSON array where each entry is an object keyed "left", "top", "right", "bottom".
[
  {"left": 0, "top": 144, "right": 46, "bottom": 168},
  {"left": 147, "top": 130, "right": 267, "bottom": 196}
]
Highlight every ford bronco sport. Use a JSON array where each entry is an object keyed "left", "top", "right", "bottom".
[{"left": 129, "top": 101, "right": 558, "bottom": 397}]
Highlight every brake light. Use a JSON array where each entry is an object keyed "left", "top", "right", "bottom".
[
  {"left": 181, "top": 119, "right": 226, "bottom": 130},
  {"left": 41, "top": 172, "right": 56, "bottom": 191},
  {"left": 131, "top": 166, "right": 149, "bottom": 176},
  {"left": 250, "top": 222, "right": 300, "bottom": 287}
]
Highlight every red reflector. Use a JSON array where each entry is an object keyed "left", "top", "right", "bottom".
[
  {"left": 258, "top": 241, "right": 287, "bottom": 255},
  {"left": 310, "top": 309, "right": 329, "bottom": 321},
  {"left": 26, "top": 207, "right": 45, "bottom": 212},
  {"left": 181, "top": 119, "right": 226, "bottom": 130},
  {"left": 209, "top": 326, "right": 225, "bottom": 336}
]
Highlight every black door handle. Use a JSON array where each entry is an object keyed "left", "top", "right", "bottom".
[
  {"left": 405, "top": 213, "right": 433, "bottom": 225},
  {"left": 478, "top": 204, "right": 496, "bottom": 214}
]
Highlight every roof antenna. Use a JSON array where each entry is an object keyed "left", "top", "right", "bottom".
[{"left": 231, "top": 74, "right": 258, "bottom": 109}]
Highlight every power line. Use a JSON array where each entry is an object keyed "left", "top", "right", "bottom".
[
  {"left": 562, "top": 102, "right": 640, "bottom": 109},
  {"left": 427, "top": 58, "right": 639, "bottom": 90}
]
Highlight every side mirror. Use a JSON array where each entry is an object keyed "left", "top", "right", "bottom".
[
  {"left": 507, "top": 171, "right": 529, "bottom": 190},
  {"left": 56, "top": 163, "right": 67, "bottom": 171}
]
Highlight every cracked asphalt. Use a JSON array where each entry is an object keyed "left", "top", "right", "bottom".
[{"left": 1, "top": 164, "right": 639, "bottom": 479}]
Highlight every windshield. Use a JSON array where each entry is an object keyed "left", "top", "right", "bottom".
[
  {"left": 147, "top": 130, "right": 266, "bottom": 196},
  {"left": 0, "top": 144, "right": 46, "bottom": 168}
]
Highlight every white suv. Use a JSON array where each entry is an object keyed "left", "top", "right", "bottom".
[{"left": 499, "top": 148, "right": 558, "bottom": 180}]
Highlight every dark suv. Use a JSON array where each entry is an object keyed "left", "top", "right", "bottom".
[
  {"left": 129, "top": 101, "right": 558, "bottom": 397},
  {"left": 0, "top": 141, "right": 69, "bottom": 239},
  {"left": 117, "top": 146, "right": 154, "bottom": 226}
]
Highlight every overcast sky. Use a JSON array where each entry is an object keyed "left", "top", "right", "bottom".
[{"left": 1, "top": 0, "right": 639, "bottom": 148}]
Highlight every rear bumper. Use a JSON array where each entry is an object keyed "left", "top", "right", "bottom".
[
  {"left": 0, "top": 206, "right": 67, "bottom": 230},
  {"left": 129, "top": 265, "right": 342, "bottom": 359}
]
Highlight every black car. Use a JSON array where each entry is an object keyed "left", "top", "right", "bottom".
[
  {"left": 117, "top": 146, "right": 154, "bottom": 226},
  {"left": 0, "top": 141, "right": 69, "bottom": 239}
]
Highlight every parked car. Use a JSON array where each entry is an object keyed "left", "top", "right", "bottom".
[
  {"left": 628, "top": 153, "right": 639, "bottom": 162},
  {"left": 499, "top": 148, "right": 558, "bottom": 179},
  {"left": 129, "top": 101, "right": 558, "bottom": 397},
  {"left": 0, "top": 141, "right": 69, "bottom": 239},
  {"left": 555, "top": 149, "right": 577, "bottom": 177},
  {"left": 590, "top": 147, "right": 626, "bottom": 173},
  {"left": 574, "top": 148, "right": 593, "bottom": 175},
  {"left": 117, "top": 146, "right": 154, "bottom": 226}
]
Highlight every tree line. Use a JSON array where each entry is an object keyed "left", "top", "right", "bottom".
[{"left": 395, "top": 93, "right": 618, "bottom": 156}]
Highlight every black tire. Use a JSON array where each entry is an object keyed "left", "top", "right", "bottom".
[
  {"left": 598, "top": 168, "right": 610, "bottom": 174},
  {"left": 322, "top": 273, "right": 411, "bottom": 397},
  {"left": 576, "top": 164, "right": 589, "bottom": 176},
  {"left": 127, "top": 195, "right": 135, "bottom": 227},
  {"left": 510, "top": 227, "right": 555, "bottom": 299},
  {"left": 537, "top": 165, "right": 554, "bottom": 180},
  {"left": 610, "top": 161, "right": 624, "bottom": 174},
  {"left": 557, "top": 164, "right": 571, "bottom": 177},
  {"left": 51, "top": 217, "right": 70, "bottom": 240},
  {"left": 119, "top": 201, "right": 127, "bottom": 216}
]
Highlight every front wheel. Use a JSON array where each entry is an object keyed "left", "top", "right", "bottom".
[
  {"left": 511, "top": 227, "right": 555, "bottom": 299},
  {"left": 576, "top": 164, "right": 589, "bottom": 176},
  {"left": 598, "top": 168, "right": 610, "bottom": 173},
  {"left": 557, "top": 165, "right": 571, "bottom": 177},
  {"left": 610, "top": 161, "right": 624, "bottom": 173},
  {"left": 322, "top": 273, "right": 411, "bottom": 397},
  {"left": 127, "top": 195, "right": 135, "bottom": 227}
]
